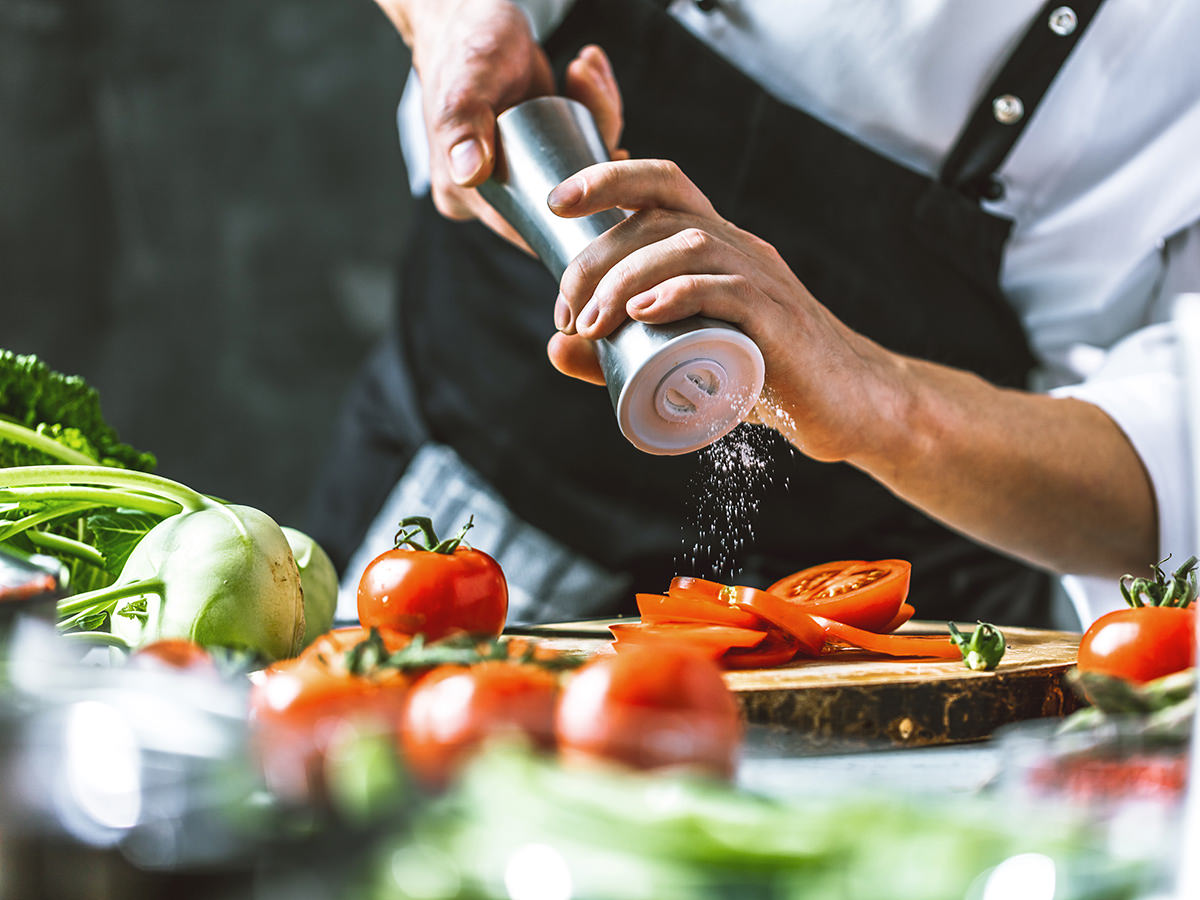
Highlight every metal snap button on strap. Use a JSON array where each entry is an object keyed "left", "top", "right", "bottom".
[
  {"left": 992, "top": 94, "right": 1025, "bottom": 125},
  {"left": 1048, "top": 6, "right": 1079, "bottom": 36}
]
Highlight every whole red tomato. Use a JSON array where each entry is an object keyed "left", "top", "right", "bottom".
[
  {"left": 250, "top": 652, "right": 411, "bottom": 801},
  {"left": 1078, "top": 606, "right": 1195, "bottom": 684},
  {"left": 358, "top": 516, "right": 507, "bottom": 641},
  {"left": 555, "top": 643, "right": 741, "bottom": 778},
  {"left": 400, "top": 661, "right": 560, "bottom": 788}
]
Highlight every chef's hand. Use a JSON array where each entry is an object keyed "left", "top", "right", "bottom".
[
  {"left": 544, "top": 159, "right": 893, "bottom": 463},
  {"left": 372, "top": 1, "right": 625, "bottom": 245},
  {"left": 544, "top": 159, "right": 1158, "bottom": 581}
]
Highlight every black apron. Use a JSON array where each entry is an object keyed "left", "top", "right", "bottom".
[{"left": 310, "top": 0, "right": 1104, "bottom": 628}]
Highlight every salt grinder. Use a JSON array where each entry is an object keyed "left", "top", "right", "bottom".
[{"left": 477, "top": 97, "right": 765, "bottom": 455}]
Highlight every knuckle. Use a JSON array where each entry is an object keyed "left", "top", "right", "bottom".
[
  {"left": 559, "top": 258, "right": 591, "bottom": 304},
  {"left": 676, "top": 227, "right": 710, "bottom": 254},
  {"left": 729, "top": 274, "right": 756, "bottom": 304},
  {"left": 650, "top": 158, "right": 682, "bottom": 184}
]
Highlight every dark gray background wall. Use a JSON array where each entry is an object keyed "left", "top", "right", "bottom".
[{"left": 1, "top": 0, "right": 414, "bottom": 530}]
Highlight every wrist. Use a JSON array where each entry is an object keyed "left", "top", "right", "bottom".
[{"left": 842, "top": 344, "right": 932, "bottom": 480}]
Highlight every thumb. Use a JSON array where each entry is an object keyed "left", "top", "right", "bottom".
[
  {"left": 427, "top": 87, "right": 497, "bottom": 187},
  {"left": 547, "top": 332, "right": 606, "bottom": 385}
]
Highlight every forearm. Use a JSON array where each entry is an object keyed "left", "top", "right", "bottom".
[{"left": 852, "top": 350, "right": 1157, "bottom": 578}]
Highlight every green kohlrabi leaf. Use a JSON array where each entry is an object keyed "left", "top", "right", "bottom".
[{"left": 87, "top": 509, "right": 162, "bottom": 578}]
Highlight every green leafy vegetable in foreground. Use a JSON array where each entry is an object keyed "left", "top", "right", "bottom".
[
  {"left": 0, "top": 350, "right": 155, "bottom": 471},
  {"left": 360, "top": 746, "right": 1157, "bottom": 900},
  {"left": 0, "top": 351, "right": 159, "bottom": 594},
  {"left": 0, "top": 353, "right": 325, "bottom": 660}
]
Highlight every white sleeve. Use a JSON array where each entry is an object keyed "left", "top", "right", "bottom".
[{"left": 1053, "top": 225, "right": 1200, "bottom": 627}]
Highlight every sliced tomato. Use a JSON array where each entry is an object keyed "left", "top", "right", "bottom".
[
  {"left": 814, "top": 616, "right": 961, "bottom": 659},
  {"left": 727, "top": 586, "right": 825, "bottom": 656},
  {"left": 768, "top": 560, "right": 867, "bottom": 597},
  {"left": 768, "top": 560, "right": 910, "bottom": 632},
  {"left": 609, "top": 622, "right": 767, "bottom": 659},
  {"left": 881, "top": 603, "right": 916, "bottom": 634},
  {"left": 720, "top": 629, "right": 800, "bottom": 669},
  {"left": 668, "top": 576, "right": 728, "bottom": 602},
  {"left": 637, "top": 592, "right": 765, "bottom": 630}
]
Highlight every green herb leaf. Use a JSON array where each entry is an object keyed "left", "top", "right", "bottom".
[
  {"left": 947, "top": 621, "right": 1006, "bottom": 671},
  {"left": 116, "top": 597, "right": 149, "bottom": 623},
  {"left": 87, "top": 509, "right": 161, "bottom": 577}
]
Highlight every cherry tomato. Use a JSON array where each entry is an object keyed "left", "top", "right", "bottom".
[
  {"left": 250, "top": 654, "right": 412, "bottom": 801},
  {"left": 357, "top": 517, "right": 507, "bottom": 641},
  {"left": 1077, "top": 606, "right": 1195, "bottom": 684},
  {"left": 768, "top": 560, "right": 911, "bottom": 633},
  {"left": 127, "top": 638, "right": 218, "bottom": 674},
  {"left": 399, "top": 662, "right": 560, "bottom": 788},
  {"left": 556, "top": 643, "right": 741, "bottom": 777}
]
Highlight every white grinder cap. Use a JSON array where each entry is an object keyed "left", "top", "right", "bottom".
[{"left": 616, "top": 327, "right": 765, "bottom": 455}]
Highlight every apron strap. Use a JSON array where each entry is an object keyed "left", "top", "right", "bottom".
[{"left": 940, "top": 1, "right": 1105, "bottom": 201}]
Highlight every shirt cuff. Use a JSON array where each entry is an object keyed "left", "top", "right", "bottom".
[{"left": 1051, "top": 324, "right": 1195, "bottom": 627}]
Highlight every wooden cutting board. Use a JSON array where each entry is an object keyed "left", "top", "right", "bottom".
[{"left": 515, "top": 620, "right": 1084, "bottom": 753}]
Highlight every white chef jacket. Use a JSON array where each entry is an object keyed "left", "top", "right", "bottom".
[{"left": 396, "top": 0, "right": 1200, "bottom": 626}]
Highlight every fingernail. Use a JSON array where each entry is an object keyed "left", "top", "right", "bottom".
[
  {"left": 548, "top": 178, "right": 583, "bottom": 210},
  {"left": 449, "top": 139, "right": 484, "bottom": 184},
  {"left": 578, "top": 301, "right": 599, "bottom": 331},
  {"left": 627, "top": 290, "right": 655, "bottom": 313},
  {"left": 553, "top": 293, "right": 571, "bottom": 331}
]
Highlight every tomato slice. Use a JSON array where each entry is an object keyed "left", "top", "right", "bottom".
[
  {"left": 768, "top": 560, "right": 911, "bottom": 632},
  {"left": 668, "top": 576, "right": 729, "bottom": 602},
  {"left": 609, "top": 622, "right": 767, "bottom": 659},
  {"left": 727, "top": 586, "right": 826, "bottom": 656},
  {"left": 720, "top": 629, "right": 800, "bottom": 669},
  {"left": 880, "top": 603, "right": 916, "bottom": 634},
  {"left": 637, "top": 592, "right": 765, "bottom": 630},
  {"left": 814, "top": 616, "right": 961, "bottom": 659},
  {"left": 768, "top": 561, "right": 867, "bottom": 597}
]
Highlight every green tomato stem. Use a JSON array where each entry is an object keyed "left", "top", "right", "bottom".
[{"left": 393, "top": 514, "right": 474, "bottom": 553}]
